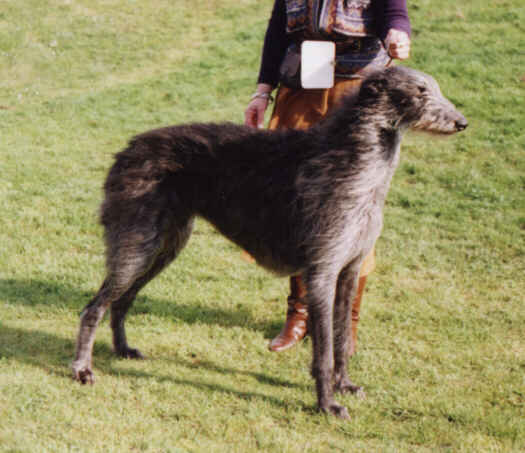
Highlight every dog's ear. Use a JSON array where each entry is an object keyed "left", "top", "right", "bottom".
[
  {"left": 360, "top": 77, "right": 388, "bottom": 98},
  {"left": 386, "top": 84, "right": 423, "bottom": 118}
]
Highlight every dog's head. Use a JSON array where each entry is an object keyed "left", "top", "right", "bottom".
[{"left": 360, "top": 66, "right": 468, "bottom": 135}]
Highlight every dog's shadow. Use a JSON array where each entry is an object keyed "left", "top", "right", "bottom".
[
  {"left": 0, "top": 278, "right": 311, "bottom": 408},
  {"left": 0, "top": 277, "right": 283, "bottom": 337},
  {"left": 0, "top": 323, "right": 310, "bottom": 411}
]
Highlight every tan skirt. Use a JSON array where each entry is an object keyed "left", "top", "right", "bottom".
[{"left": 268, "top": 78, "right": 376, "bottom": 276}]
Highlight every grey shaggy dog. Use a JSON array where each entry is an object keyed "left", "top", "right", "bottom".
[{"left": 72, "top": 66, "right": 467, "bottom": 419}]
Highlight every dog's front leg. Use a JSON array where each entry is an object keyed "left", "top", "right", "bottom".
[
  {"left": 305, "top": 269, "right": 350, "bottom": 420},
  {"left": 333, "top": 263, "right": 364, "bottom": 397}
]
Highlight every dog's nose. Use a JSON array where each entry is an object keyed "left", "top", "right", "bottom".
[{"left": 455, "top": 116, "right": 468, "bottom": 131}]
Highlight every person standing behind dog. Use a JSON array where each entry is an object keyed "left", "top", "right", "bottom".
[{"left": 245, "top": 0, "right": 411, "bottom": 354}]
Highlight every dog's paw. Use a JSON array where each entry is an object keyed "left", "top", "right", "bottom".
[
  {"left": 116, "top": 347, "right": 144, "bottom": 360},
  {"left": 320, "top": 402, "right": 350, "bottom": 420},
  {"left": 334, "top": 379, "right": 366, "bottom": 399},
  {"left": 72, "top": 362, "right": 95, "bottom": 385},
  {"left": 341, "top": 384, "right": 366, "bottom": 400}
]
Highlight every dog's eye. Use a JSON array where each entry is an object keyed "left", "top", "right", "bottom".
[{"left": 418, "top": 85, "right": 428, "bottom": 94}]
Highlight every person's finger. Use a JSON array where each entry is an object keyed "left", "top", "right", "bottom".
[
  {"left": 389, "top": 45, "right": 410, "bottom": 60},
  {"left": 385, "top": 29, "right": 411, "bottom": 60},
  {"left": 245, "top": 99, "right": 269, "bottom": 128},
  {"left": 244, "top": 105, "right": 257, "bottom": 128},
  {"left": 256, "top": 105, "right": 266, "bottom": 129}
]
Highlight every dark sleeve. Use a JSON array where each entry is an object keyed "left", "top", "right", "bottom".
[
  {"left": 375, "top": 0, "right": 411, "bottom": 41},
  {"left": 256, "top": 0, "right": 292, "bottom": 87}
]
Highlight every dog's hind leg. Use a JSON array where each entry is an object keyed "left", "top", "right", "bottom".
[
  {"left": 72, "top": 214, "right": 194, "bottom": 384},
  {"left": 110, "top": 249, "right": 177, "bottom": 360},
  {"left": 110, "top": 218, "right": 194, "bottom": 359},
  {"left": 305, "top": 268, "right": 350, "bottom": 419},
  {"left": 72, "top": 277, "right": 124, "bottom": 384},
  {"left": 333, "top": 263, "right": 365, "bottom": 397}
]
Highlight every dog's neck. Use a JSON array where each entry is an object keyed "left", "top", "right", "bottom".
[
  {"left": 317, "top": 96, "right": 405, "bottom": 203},
  {"left": 324, "top": 97, "right": 404, "bottom": 154},
  {"left": 323, "top": 93, "right": 406, "bottom": 146}
]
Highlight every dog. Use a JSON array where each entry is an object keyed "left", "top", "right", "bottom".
[{"left": 72, "top": 66, "right": 467, "bottom": 419}]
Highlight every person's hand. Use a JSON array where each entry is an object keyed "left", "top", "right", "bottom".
[
  {"left": 385, "top": 29, "right": 411, "bottom": 60},
  {"left": 244, "top": 97, "right": 270, "bottom": 129},
  {"left": 244, "top": 83, "right": 273, "bottom": 129}
]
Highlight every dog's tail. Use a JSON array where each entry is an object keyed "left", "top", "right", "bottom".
[
  {"left": 98, "top": 122, "right": 253, "bottom": 229},
  {"left": 99, "top": 128, "right": 189, "bottom": 231}
]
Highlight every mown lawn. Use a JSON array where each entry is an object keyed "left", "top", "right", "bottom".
[{"left": 0, "top": 0, "right": 524, "bottom": 451}]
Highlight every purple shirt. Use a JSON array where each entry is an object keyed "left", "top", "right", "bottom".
[{"left": 257, "top": 0, "right": 411, "bottom": 86}]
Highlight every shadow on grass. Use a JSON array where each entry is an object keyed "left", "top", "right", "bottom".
[
  {"left": 0, "top": 322, "right": 311, "bottom": 412},
  {"left": 0, "top": 278, "right": 283, "bottom": 338},
  {"left": 0, "top": 278, "right": 312, "bottom": 409}
]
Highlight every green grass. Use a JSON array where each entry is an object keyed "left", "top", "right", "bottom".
[{"left": 1, "top": 0, "right": 524, "bottom": 451}]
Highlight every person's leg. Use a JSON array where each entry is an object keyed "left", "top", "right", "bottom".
[
  {"left": 348, "top": 276, "right": 367, "bottom": 357},
  {"left": 348, "top": 248, "right": 375, "bottom": 356},
  {"left": 268, "top": 275, "right": 308, "bottom": 352},
  {"left": 267, "top": 79, "right": 372, "bottom": 354},
  {"left": 267, "top": 86, "right": 327, "bottom": 351},
  {"left": 270, "top": 251, "right": 374, "bottom": 353}
]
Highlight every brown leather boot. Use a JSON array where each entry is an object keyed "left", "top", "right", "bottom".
[
  {"left": 348, "top": 276, "right": 367, "bottom": 357},
  {"left": 268, "top": 275, "right": 308, "bottom": 352}
]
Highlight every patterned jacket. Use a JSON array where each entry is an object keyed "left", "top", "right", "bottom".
[
  {"left": 258, "top": 0, "right": 411, "bottom": 85},
  {"left": 285, "top": 0, "right": 378, "bottom": 38}
]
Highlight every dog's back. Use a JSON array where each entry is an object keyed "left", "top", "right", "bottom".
[
  {"left": 103, "top": 122, "right": 318, "bottom": 274},
  {"left": 101, "top": 65, "right": 468, "bottom": 275}
]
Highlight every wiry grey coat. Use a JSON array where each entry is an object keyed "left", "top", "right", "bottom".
[{"left": 72, "top": 66, "right": 467, "bottom": 419}]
